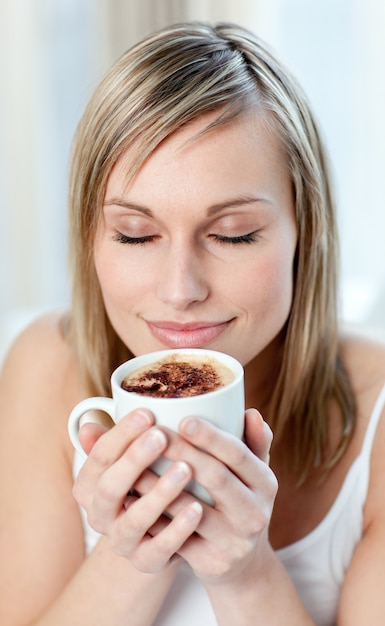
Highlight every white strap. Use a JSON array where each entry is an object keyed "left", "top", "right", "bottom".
[{"left": 361, "top": 381, "right": 385, "bottom": 456}]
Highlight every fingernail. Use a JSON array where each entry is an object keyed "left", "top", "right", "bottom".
[
  {"left": 168, "top": 461, "right": 190, "bottom": 484},
  {"left": 144, "top": 428, "right": 167, "bottom": 451},
  {"left": 132, "top": 409, "right": 153, "bottom": 428},
  {"left": 184, "top": 501, "right": 203, "bottom": 521},
  {"left": 182, "top": 418, "right": 198, "bottom": 435}
]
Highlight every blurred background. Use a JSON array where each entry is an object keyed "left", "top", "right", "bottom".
[{"left": 1, "top": 0, "right": 385, "bottom": 364}]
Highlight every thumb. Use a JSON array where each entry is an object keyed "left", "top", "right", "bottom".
[{"left": 244, "top": 408, "right": 273, "bottom": 465}]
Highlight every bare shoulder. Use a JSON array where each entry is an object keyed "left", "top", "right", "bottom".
[
  {"left": 0, "top": 310, "right": 81, "bottom": 461},
  {"left": 1, "top": 309, "right": 73, "bottom": 371},
  {"left": 338, "top": 330, "right": 385, "bottom": 626},
  {"left": 338, "top": 325, "right": 385, "bottom": 468},
  {"left": 0, "top": 312, "right": 87, "bottom": 621},
  {"left": 339, "top": 327, "right": 385, "bottom": 523},
  {"left": 339, "top": 325, "right": 385, "bottom": 394},
  {"left": 1, "top": 310, "right": 78, "bottom": 388}
]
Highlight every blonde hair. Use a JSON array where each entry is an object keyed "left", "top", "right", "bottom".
[{"left": 66, "top": 22, "right": 354, "bottom": 481}]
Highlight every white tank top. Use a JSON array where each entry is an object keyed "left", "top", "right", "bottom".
[{"left": 73, "top": 382, "right": 385, "bottom": 626}]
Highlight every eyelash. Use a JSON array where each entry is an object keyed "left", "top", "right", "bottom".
[
  {"left": 112, "top": 231, "right": 259, "bottom": 246},
  {"left": 210, "top": 232, "right": 258, "bottom": 245},
  {"left": 113, "top": 233, "right": 156, "bottom": 245}
]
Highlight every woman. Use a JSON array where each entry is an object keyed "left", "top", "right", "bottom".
[{"left": 1, "top": 22, "right": 385, "bottom": 626}]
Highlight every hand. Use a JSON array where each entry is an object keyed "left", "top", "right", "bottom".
[
  {"left": 137, "top": 408, "right": 277, "bottom": 586},
  {"left": 72, "top": 409, "right": 203, "bottom": 572}
]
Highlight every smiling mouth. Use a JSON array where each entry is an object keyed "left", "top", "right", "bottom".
[{"left": 145, "top": 320, "right": 233, "bottom": 348}]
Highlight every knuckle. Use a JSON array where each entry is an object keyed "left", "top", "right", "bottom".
[
  {"left": 202, "top": 425, "right": 218, "bottom": 446},
  {"left": 230, "top": 538, "right": 250, "bottom": 563},
  {"left": 130, "top": 553, "right": 146, "bottom": 571},
  {"left": 122, "top": 510, "right": 145, "bottom": 536},
  {"left": 166, "top": 433, "right": 187, "bottom": 459},
  {"left": 206, "top": 464, "right": 228, "bottom": 491},
  {"left": 228, "top": 441, "right": 249, "bottom": 467},
  {"left": 96, "top": 474, "right": 120, "bottom": 504},
  {"left": 86, "top": 510, "right": 105, "bottom": 534},
  {"left": 209, "top": 550, "right": 238, "bottom": 579},
  {"left": 211, "top": 561, "right": 229, "bottom": 579},
  {"left": 91, "top": 440, "right": 114, "bottom": 467},
  {"left": 246, "top": 509, "right": 269, "bottom": 535},
  {"left": 154, "top": 532, "right": 176, "bottom": 557},
  {"left": 154, "top": 479, "right": 173, "bottom": 500},
  {"left": 134, "top": 469, "right": 156, "bottom": 494},
  {"left": 131, "top": 545, "right": 166, "bottom": 574}
]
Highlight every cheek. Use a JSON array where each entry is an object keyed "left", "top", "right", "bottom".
[
  {"left": 94, "top": 244, "right": 152, "bottom": 306},
  {"left": 271, "top": 246, "right": 295, "bottom": 299},
  {"left": 244, "top": 247, "right": 295, "bottom": 322}
]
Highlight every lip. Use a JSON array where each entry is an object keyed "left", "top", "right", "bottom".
[{"left": 146, "top": 319, "right": 233, "bottom": 348}]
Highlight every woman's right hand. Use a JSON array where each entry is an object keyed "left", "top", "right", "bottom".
[{"left": 72, "top": 409, "right": 203, "bottom": 572}]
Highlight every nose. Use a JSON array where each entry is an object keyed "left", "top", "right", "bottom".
[{"left": 156, "top": 243, "right": 209, "bottom": 310}]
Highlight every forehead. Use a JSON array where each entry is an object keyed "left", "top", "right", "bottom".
[{"left": 105, "top": 110, "right": 289, "bottom": 202}]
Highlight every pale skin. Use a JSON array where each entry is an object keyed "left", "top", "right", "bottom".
[{"left": 1, "top": 111, "right": 385, "bottom": 625}]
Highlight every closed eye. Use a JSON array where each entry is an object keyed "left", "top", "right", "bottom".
[
  {"left": 112, "top": 233, "right": 158, "bottom": 245},
  {"left": 209, "top": 231, "right": 259, "bottom": 245},
  {"left": 112, "top": 231, "right": 260, "bottom": 246}
]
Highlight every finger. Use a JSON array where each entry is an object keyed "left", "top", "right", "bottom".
[
  {"left": 86, "top": 428, "right": 168, "bottom": 531},
  {"left": 81, "top": 408, "right": 154, "bottom": 477},
  {"left": 119, "top": 460, "right": 192, "bottom": 529},
  {"left": 109, "top": 462, "right": 203, "bottom": 570},
  {"left": 243, "top": 408, "right": 273, "bottom": 464},
  {"left": 174, "top": 418, "right": 276, "bottom": 509},
  {"left": 89, "top": 409, "right": 155, "bottom": 467},
  {"left": 130, "top": 457, "right": 263, "bottom": 558},
  {"left": 133, "top": 424, "right": 275, "bottom": 541},
  {"left": 177, "top": 416, "right": 263, "bottom": 484},
  {"left": 79, "top": 422, "right": 108, "bottom": 455},
  {"left": 132, "top": 501, "right": 203, "bottom": 572},
  {"left": 131, "top": 466, "right": 203, "bottom": 521},
  {"left": 73, "top": 409, "right": 154, "bottom": 509}
]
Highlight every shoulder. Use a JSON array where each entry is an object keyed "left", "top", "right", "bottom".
[
  {"left": 339, "top": 327, "right": 385, "bottom": 523},
  {"left": 0, "top": 310, "right": 81, "bottom": 461},
  {"left": 1, "top": 309, "right": 78, "bottom": 385},
  {"left": 337, "top": 326, "right": 385, "bottom": 470},
  {"left": 339, "top": 325, "right": 385, "bottom": 395},
  {"left": 337, "top": 329, "right": 385, "bottom": 622},
  {"left": 2, "top": 309, "right": 71, "bottom": 361}
]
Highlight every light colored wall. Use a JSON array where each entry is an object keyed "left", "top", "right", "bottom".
[
  {"left": 0, "top": 0, "right": 105, "bottom": 361},
  {"left": 1, "top": 0, "right": 385, "bottom": 364},
  {"left": 97, "top": 0, "right": 265, "bottom": 68}
]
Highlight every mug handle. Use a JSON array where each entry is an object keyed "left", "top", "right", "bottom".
[{"left": 68, "top": 397, "right": 114, "bottom": 459}]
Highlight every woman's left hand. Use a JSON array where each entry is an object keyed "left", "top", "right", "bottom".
[{"left": 133, "top": 408, "right": 277, "bottom": 586}]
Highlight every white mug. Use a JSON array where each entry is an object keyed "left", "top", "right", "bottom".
[{"left": 68, "top": 348, "right": 244, "bottom": 504}]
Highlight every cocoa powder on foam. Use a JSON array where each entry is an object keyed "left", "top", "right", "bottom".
[{"left": 121, "top": 354, "right": 234, "bottom": 398}]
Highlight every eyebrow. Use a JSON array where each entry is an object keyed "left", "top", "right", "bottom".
[
  {"left": 207, "top": 195, "right": 267, "bottom": 216},
  {"left": 104, "top": 199, "right": 153, "bottom": 217},
  {"left": 104, "top": 195, "right": 267, "bottom": 217}
]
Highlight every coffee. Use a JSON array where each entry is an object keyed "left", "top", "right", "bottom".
[
  {"left": 121, "top": 353, "right": 234, "bottom": 398},
  {"left": 69, "top": 348, "right": 244, "bottom": 504}
]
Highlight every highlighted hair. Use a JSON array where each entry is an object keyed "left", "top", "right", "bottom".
[{"left": 66, "top": 22, "right": 354, "bottom": 482}]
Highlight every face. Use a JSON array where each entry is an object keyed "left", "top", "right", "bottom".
[{"left": 94, "top": 111, "right": 297, "bottom": 385}]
